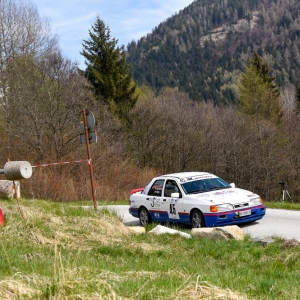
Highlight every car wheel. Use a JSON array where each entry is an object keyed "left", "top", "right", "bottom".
[
  {"left": 139, "top": 207, "right": 152, "bottom": 226},
  {"left": 190, "top": 209, "right": 204, "bottom": 228}
]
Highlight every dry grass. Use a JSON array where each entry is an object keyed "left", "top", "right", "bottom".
[
  {"left": 0, "top": 272, "right": 249, "bottom": 300},
  {"left": 21, "top": 160, "right": 157, "bottom": 202},
  {"left": 174, "top": 276, "right": 249, "bottom": 300},
  {"left": 1, "top": 203, "right": 134, "bottom": 250},
  {"left": 0, "top": 200, "right": 252, "bottom": 299}
]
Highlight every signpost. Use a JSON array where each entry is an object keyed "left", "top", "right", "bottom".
[
  {"left": 0, "top": 109, "right": 98, "bottom": 210},
  {"left": 80, "top": 109, "right": 97, "bottom": 209}
]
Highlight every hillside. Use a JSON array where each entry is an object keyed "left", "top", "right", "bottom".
[
  {"left": 1, "top": 199, "right": 300, "bottom": 299},
  {"left": 126, "top": 0, "right": 300, "bottom": 105}
]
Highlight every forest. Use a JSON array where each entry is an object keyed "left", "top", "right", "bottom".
[
  {"left": 0, "top": 0, "right": 300, "bottom": 203},
  {"left": 127, "top": 0, "right": 300, "bottom": 105}
]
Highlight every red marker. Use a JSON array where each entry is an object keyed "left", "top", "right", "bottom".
[{"left": 0, "top": 209, "right": 4, "bottom": 226}]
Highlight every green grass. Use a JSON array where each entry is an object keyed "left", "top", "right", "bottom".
[
  {"left": 264, "top": 200, "right": 300, "bottom": 210},
  {"left": 0, "top": 198, "right": 300, "bottom": 299}
]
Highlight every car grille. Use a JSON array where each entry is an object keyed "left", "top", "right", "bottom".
[{"left": 234, "top": 202, "right": 249, "bottom": 209}]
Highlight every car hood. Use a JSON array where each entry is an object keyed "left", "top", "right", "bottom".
[{"left": 192, "top": 188, "right": 258, "bottom": 205}]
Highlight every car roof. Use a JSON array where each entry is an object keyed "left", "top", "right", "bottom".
[{"left": 160, "top": 172, "right": 213, "bottom": 179}]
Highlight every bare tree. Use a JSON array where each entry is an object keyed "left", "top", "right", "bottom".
[
  {"left": 0, "top": 0, "right": 57, "bottom": 73},
  {"left": 0, "top": 0, "right": 59, "bottom": 159},
  {"left": 128, "top": 88, "right": 208, "bottom": 173},
  {"left": 5, "top": 52, "right": 94, "bottom": 161},
  {"left": 280, "top": 83, "right": 296, "bottom": 113}
]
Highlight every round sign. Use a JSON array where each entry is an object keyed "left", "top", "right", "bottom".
[{"left": 80, "top": 110, "right": 95, "bottom": 131}]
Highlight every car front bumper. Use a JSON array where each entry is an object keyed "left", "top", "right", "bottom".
[{"left": 203, "top": 205, "right": 266, "bottom": 227}]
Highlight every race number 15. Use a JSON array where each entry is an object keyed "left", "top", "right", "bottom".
[{"left": 170, "top": 204, "right": 176, "bottom": 215}]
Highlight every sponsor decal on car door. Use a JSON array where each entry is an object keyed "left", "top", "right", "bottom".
[
  {"left": 147, "top": 179, "right": 167, "bottom": 221},
  {"left": 151, "top": 196, "right": 168, "bottom": 220}
]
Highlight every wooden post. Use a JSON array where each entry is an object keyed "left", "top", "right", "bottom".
[{"left": 82, "top": 109, "right": 97, "bottom": 210}]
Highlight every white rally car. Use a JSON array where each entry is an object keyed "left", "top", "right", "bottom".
[{"left": 129, "top": 172, "right": 266, "bottom": 228}]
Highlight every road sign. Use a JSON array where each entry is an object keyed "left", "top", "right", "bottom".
[
  {"left": 80, "top": 131, "right": 97, "bottom": 144},
  {"left": 80, "top": 109, "right": 95, "bottom": 131}
]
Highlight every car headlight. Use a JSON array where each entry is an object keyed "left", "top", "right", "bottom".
[
  {"left": 249, "top": 197, "right": 262, "bottom": 206},
  {"left": 217, "top": 203, "right": 234, "bottom": 212}
]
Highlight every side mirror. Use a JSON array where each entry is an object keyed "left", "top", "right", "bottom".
[
  {"left": 230, "top": 183, "right": 235, "bottom": 188},
  {"left": 171, "top": 192, "right": 182, "bottom": 198}
]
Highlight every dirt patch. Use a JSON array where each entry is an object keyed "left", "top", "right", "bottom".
[{"left": 200, "top": 11, "right": 259, "bottom": 46}]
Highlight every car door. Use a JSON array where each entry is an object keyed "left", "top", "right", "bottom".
[
  {"left": 162, "top": 180, "right": 181, "bottom": 222},
  {"left": 146, "top": 179, "right": 168, "bottom": 222}
]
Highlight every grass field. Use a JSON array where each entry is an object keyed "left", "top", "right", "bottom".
[{"left": 0, "top": 198, "right": 300, "bottom": 299}]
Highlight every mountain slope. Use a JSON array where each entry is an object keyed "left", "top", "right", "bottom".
[{"left": 127, "top": 0, "right": 300, "bottom": 105}]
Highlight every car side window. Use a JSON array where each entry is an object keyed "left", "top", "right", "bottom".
[
  {"left": 164, "top": 180, "right": 179, "bottom": 197},
  {"left": 148, "top": 179, "right": 164, "bottom": 196}
]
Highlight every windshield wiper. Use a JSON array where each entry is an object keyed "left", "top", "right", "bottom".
[
  {"left": 188, "top": 186, "right": 229, "bottom": 194},
  {"left": 203, "top": 187, "right": 226, "bottom": 191},
  {"left": 187, "top": 189, "right": 206, "bottom": 194}
]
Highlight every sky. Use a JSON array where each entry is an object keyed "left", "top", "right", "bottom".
[{"left": 34, "top": 0, "right": 195, "bottom": 69}]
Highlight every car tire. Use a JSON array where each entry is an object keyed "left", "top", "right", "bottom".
[
  {"left": 190, "top": 209, "right": 205, "bottom": 228},
  {"left": 139, "top": 207, "right": 152, "bottom": 226}
]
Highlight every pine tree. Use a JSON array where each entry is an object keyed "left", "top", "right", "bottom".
[
  {"left": 250, "top": 53, "right": 280, "bottom": 97},
  {"left": 238, "top": 52, "right": 282, "bottom": 122},
  {"left": 81, "top": 16, "right": 138, "bottom": 123}
]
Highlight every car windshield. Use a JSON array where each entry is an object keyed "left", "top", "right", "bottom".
[{"left": 181, "top": 177, "right": 231, "bottom": 194}]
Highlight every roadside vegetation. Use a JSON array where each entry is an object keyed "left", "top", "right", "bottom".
[
  {"left": 1, "top": 0, "right": 300, "bottom": 203},
  {"left": 264, "top": 201, "right": 300, "bottom": 210},
  {"left": 1, "top": 1, "right": 300, "bottom": 299},
  {"left": 1, "top": 198, "right": 300, "bottom": 299}
]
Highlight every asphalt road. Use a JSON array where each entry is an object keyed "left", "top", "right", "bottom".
[{"left": 102, "top": 205, "right": 300, "bottom": 241}]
